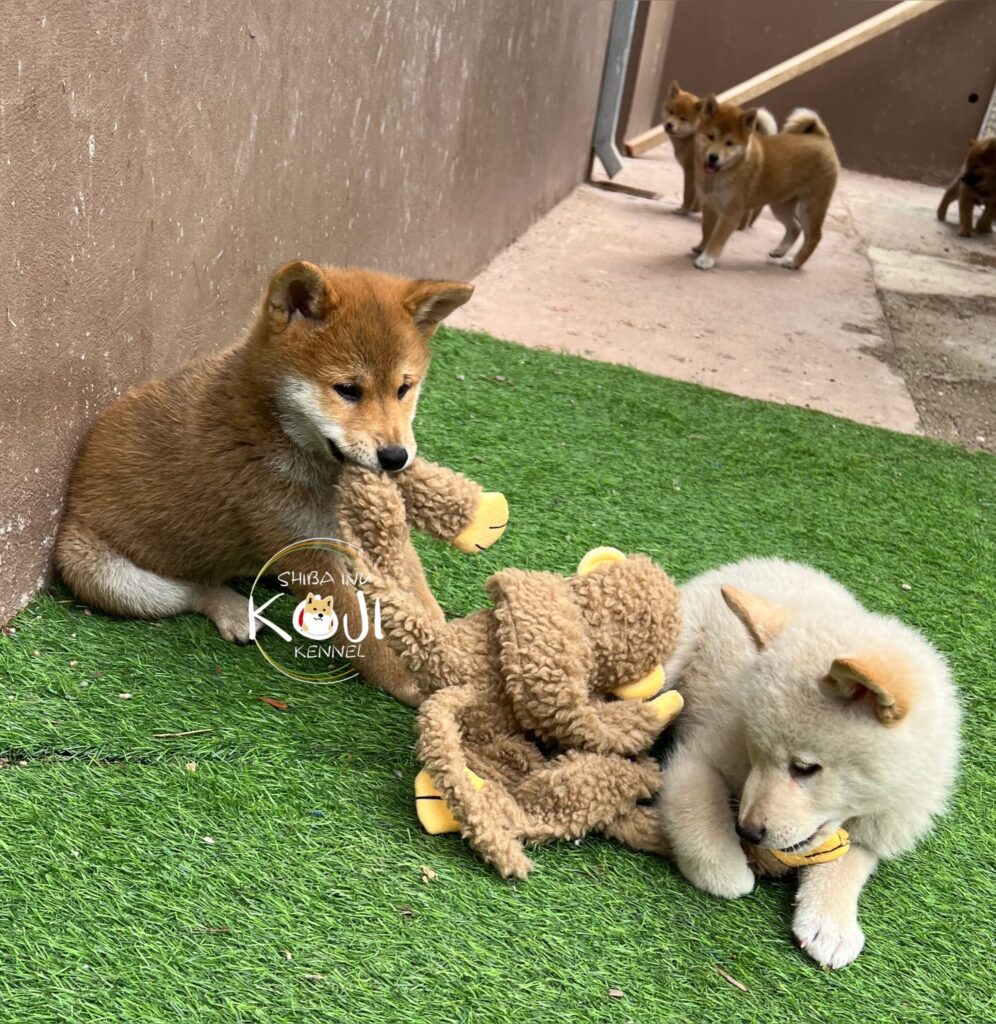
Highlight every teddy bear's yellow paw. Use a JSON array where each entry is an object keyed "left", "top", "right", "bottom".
[
  {"left": 414, "top": 767, "right": 486, "bottom": 834},
  {"left": 452, "top": 492, "right": 509, "bottom": 554},
  {"left": 647, "top": 688, "right": 684, "bottom": 725},
  {"left": 769, "top": 828, "right": 850, "bottom": 868},
  {"left": 613, "top": 663, "right": 665, "bottom": 701},
  {"left": 613, "top": 665, "right": 682, "bottom": 725}
]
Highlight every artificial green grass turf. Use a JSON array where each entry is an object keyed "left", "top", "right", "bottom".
[{"left": 1, "top": 326, "right": 994, "bottom": 1023}]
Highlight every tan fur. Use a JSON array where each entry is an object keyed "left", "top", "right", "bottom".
[
  {"left": 55, "top": 262, "right": 485, "bottom": 706},
  {"left": 825, "top": 654, "right": 916, "bottom": 725},
  {"left": 720, "top": 585, "right": 790, "bottom": 650},
  {"left": 937, "top": 136, "right": 996, "bottom": 238},
  {"left": 691, "top": 98, "right": 839, "bottom": 270},
  {"left": 334, "top": 464, "right": 683, "bottom": 878}
]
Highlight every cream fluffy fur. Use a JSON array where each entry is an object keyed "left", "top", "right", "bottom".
[{"left": 658, "top": 557, "right": 960, "bottom": 969}]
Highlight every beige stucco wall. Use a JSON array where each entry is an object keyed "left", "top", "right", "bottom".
[{"left": 0, "top": 1, "right": 611, "bottom": 622}]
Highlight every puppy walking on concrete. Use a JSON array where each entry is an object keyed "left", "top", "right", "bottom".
[{"left": 692, "top": 98, "right": 839, "bottom": 270}]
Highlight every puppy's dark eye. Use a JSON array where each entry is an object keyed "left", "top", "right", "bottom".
[
  {"left": 790, "top": 762, "right": 822, "bottom": 779},
  {"left": 397, "top": 383, "right": 412, "bottom": 400},
  {"left": 725, "top": 140, "right": 733, "bottom": 147},
  {"left": 333, "top": 383, "right": 361, "bottom": 402},
  {"left": 707, "top": 133, "right": 715, "bottom": 141}
]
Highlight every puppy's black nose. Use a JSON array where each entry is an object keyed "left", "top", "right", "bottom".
[
  {"left": 735, "top": 821, "right": 766, "bottom": 845},
  {"left": 376, "top": 445, "right": 409, "bottom": 472},
  {"left": 665, "top": 123, "right": 674, "bottom": 134},
  {"left": 707, "top": 152, "right": 719, "bottom": 165}
]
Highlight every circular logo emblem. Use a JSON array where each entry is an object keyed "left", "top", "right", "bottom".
[{"left": 248, "top": 538, "right": 382, "bottom": 684}]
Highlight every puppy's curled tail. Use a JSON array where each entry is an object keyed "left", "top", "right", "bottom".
[
  {"left": 782, "top": 108, "right": 831, "bottom": 138},
  {"left": 755, "top": 108, "right": 777, "bottom": 136}
]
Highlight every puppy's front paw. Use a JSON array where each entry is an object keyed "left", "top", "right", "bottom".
[
  {"left": 793, "top": 903, "right": 865, "bottom": 970},
  {"left": 678, "top": 852, "right": 755, "bottom": 899},
  {"left": 197, "top": 589, "right": 252, "bottom": 644},
  {"left": 452, "top": 491, "right": 509, "bottom": 554},
  {"left": 779, "top": 256, "right": 801, "bottom": 270},
  {"left": 957, "top": 226, "right": 972, "bottom": 238},
  {"left": 694, "top": 253, "right": 716, "bottom": 271}
]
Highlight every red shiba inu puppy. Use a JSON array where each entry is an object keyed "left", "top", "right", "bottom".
[
  {"left": 692, "top": 98, "right": 839, "bottom": 271},
  {"left": 663, "top": 80, "right": 705, "bottom": 216},
  {"left": 56, "top": 261, "right": 506, "bottom": 706},
  {"left": 663, "top": 81, "right": 775, "bottom": 223},
  {"left": 937, "top": 136, "right": 996, "bottom": 237}
]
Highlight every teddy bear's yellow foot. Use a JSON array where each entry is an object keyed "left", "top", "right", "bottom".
[
  {"left": 647, "top": 688, "right": 684, "bottom": 724},
  {"left": 611, "top": 665, "right": 683, "bottom": 725},
  {"left": 768, "top": 828, "right": 850, "bottom": 868},
  {"left": 452, "top": 492, "right": 509, "bottom": 554},
  {"left": 414, "top": 767, "right": 486, "bottom": 834},
  {"left": 614, "top": 663, "right": 664, "bottom": 701}
]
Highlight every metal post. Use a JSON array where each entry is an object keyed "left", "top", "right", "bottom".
[{"left": 591, "top": 0, "right": 638, "bottom": 179}]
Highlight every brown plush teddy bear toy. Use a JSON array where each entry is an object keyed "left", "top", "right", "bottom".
[{"left": 335, "top": 465, "right": 684, "bottom": 878}]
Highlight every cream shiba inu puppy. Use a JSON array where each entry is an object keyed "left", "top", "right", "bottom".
[{"left": 658, "top": 558, "right": 960, "bottom": 969}]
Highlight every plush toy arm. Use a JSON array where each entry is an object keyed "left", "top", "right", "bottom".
[
  {"left": 492, "top": 568, "right": 679, "bottom": 755},
  {"left": 514, "top": 751, "right": 664, "bottom": 844},
  {"left": 395, "top": 458, "right": 508, "bottom": 554},
  {"left": 417, "top": 685, "right": 535, "bottom": 879},
  {"left": 355, "top": 561, "right": 492, "bottom": 694},
  {"left": 334, "top": 464, "right": 413, "bottom": 578},
  {"left": 602, "top": 803, "right": 672, "bottom": 858},
  {"left": 556, "top": 697, "right": 678, "bottom": 757}
]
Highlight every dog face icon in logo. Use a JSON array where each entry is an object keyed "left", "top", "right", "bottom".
[{"left": 292, "top": 593, "right": 338, "bottom": 641}]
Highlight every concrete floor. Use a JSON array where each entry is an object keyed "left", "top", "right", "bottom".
[{"left": 451, "top": 149, "right": 995, "bottom": 451}]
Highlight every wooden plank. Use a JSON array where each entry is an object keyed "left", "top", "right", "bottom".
[
  {"left": 622, "top": 0, "right": 948, "bottom": 157},
  {"left": 624, "top": 124, "right": 667, "bottom": 157},
  {"left": 718, "top": 0, "right": 948, "bottom": 107}
]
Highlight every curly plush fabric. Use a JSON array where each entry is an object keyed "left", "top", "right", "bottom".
[{"left": 336, "top": 464, "right": 683, "bottom": 879}]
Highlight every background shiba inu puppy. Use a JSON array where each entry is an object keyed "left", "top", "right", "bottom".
[
  {"left": 937, "top": 136, "right": 996, "bottom": 237},
  {"left": 663, "top": 80, "right": 704, "bottom": 216},
  {"left": 692, "top": 99, "right": 839, "bottom": 270},
  {"left": 56, "top": 261, "right": 489, "bottom": 706},
  {"left": 658, "top": 558, "right": 960, "bottom": 969},
  {"left": 663, "top": 81, "right": 773, "bottom": 226}
]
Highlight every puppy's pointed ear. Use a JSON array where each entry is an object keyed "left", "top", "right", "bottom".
[
  {"left": 267, "top": 261, "right": 334, "bottom": 332},
  {"left": 720, "top": 585, "right": 789, "bottom": 650},
  {"left": 824, "top": 654, "right": 915, "bottom": 725},
  {"left": 968, "top": 137, "right": 977, "bottom": 147},
  {"left": 701, "top": 94, "right": 719, "bottom": 117},
  {"left": 741, "top": 108, "right": 759, "bottom": 132},
  {"left": 305, "top": 592, "right": 315, "bottom": 602},
  {"left": 667, "top": 79, "right": 680, "bottom": 99},
  {"left": 404, "top": 279, "right": 474, "bottom": 338}
]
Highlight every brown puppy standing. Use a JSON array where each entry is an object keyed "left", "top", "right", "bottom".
[
  {"left": 55, "top": 261, "right": 506, "bottom": 706},
  {"left": 937, "top": 136, "right": 996, "bottom": 237},
  {"left": 663, "top": 80, "right": 773, "bottom": 226},
  {"left": 663, "top": 80, "right": 704, "bottom": 216},
  {"left": 692, "top": 98, "right": 839, "bottom": 271}
]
